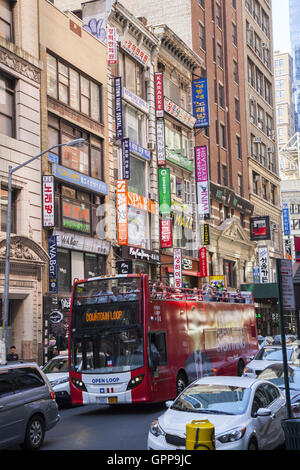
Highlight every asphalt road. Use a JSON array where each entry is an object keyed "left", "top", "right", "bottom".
[{"left": 41, "top": 402, "right": 166, "bottom": 451}]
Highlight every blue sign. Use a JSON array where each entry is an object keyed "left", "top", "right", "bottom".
[
  {"left": 129, "top": 140, "right": 151, "bottom": 161},
  {"left": 253, "top": 266, "right": 260, "bottom": 284},
  {"left": 52, "top": 164, "right": 108, "bottom": 195},
  {"left": 283, "top": 205, "right": 290, "bottom": 236},
  {"left": 48, "top": 236, "right": 58, "bottom": 294},
  {"left": 192, "top": 78, "right": 210, "bottom": 128},
  {"left": 122, "top": 138, "right": 130, "bottom": 180},
  {"left": 48, "top": 152, "right": 59, "bottom": 164},
  {"left": 114, "top": 77, "right": 123, "bottom": 140}
]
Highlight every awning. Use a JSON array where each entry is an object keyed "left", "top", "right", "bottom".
[
  {"left": 240, "top": 283, "right": 279, "bottom": 300},
  {"left": 166, "top": 267, "right": 200, "bottom": 277}
]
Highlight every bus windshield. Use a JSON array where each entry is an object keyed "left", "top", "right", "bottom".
[{"left": 70, "top": 276, "right": 144, "bottom": 373}]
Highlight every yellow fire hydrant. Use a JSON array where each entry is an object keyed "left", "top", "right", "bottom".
[{"left": 186, "top": 420, "right": 215, "bottom": 450}]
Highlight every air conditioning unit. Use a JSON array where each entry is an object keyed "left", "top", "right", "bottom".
[
  {"left": 267, "top": 146, "right": 274, "bottom": 153},
  {"left": 253, "top": 137, "right": 262, "bottom": 143},
  {"left": 147, "top": 142, "right": 155, "bottom": 151}
]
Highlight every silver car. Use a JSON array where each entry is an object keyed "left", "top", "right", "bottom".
[{"left": 0, "top": 362, "right": 60, "bottom": 449}]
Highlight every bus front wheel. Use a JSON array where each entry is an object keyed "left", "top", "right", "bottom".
[{"left": 176, "top": 371, "right": 188, "bottom": 396}]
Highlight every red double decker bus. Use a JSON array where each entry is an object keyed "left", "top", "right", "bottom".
[{"left": 68, "top": 274, "right": 258, "bottom": 406}]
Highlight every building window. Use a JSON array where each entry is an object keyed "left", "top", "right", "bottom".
[
  {"left": 235, "top": 98, "right": 240, "bottom": 121},
  {"left": 198, "top": 0, "right": 205, "bottom": 7},
  {"left": 199, "top": 22, "right": 206, "bottom": 51},
  {"left": 238, "top": 174, "right": 243, "bottom": 196},
  {"left": 216, "top": 3, "right": 222, "bottom": 29},
  {"left": 236, "top": 136, "right": 241, "bottom": 159},
  {"left": 48, "top": 114, "right": 104, "bottom": 180},
  {"left": 0, "top": 0, "right": 13, "bottom": 42},
  {"left": 47, "top": 54, "right": 102, "bottom": 122},
  {"left": 0, "top": 72, "right": 15, "bottom": 137},
  {"left": 223, "top": 260, "right": 236, "bottom": 288},
  {"left": 217, "top": 43, "right": 223, "bottom": 68},
  {"left": 123, "top": 103, "right": 145, "bottom": 147},
  {"left": 128, "top": 155, "right": 146, "bottom": 197},
  {"left": 270, "top": 183, "right": 275, "bottom": 205},
  {"left": 233, "top": 60, "right": 239, "bottom": 83},
  {"left": 119, "top": 52, "right": 144, "bottom": 98},
  {"left": 262, "top": 177, "right": 267, "bottom": 199},
  {"left": 253, "top": 171, "right": 259, "bottom": 195},
  {"left": 219, "top": 83, "right": 224, "bottom": 108},
  {"left": 222, "top": 164, "right": 228, "bottom": 186},
  {"left": 232, "top": 22, "right": 237, "bottom": 46},
  {"left": 0, "top": 186, "right": 17, "bottom": 233},
  {"left": 220, "top": 123, "right": 226, "bottom": 148}
]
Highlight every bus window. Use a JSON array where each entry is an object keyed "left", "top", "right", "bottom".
[{"left": 150, "top": 332, "right": 167, "bottom": 365}]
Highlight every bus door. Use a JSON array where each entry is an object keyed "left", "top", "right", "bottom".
[{"left": 148, "top": 331, "right": 170, "bottom": 401}]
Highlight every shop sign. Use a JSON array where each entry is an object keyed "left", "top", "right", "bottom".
[
  {"left": 114, "top": 77, "right": 123, "bottom": 140},
  {"left": 164, "top": 96, "right": 196, "bottom": 129},
  {"left": 156, "top": 119, "right": 166, "bottom": 166},
  {"left": 116, "top": 260, "right": 133, "bottom": 275},
  {"left": 122, "top": 138, "right": 130, "bottom": 180},
  {"left": 52, "top": 164, "right": 108, "bottom": 195},
  {"left": 278, "top": 259, "right": 296, "bottom": 310},
  {"left": 160, "top": 217, "right": 172, "bottom": 249},
  {"left": 209, "top": 275, "right": 225, "bottom": 289},
  {"left": 250, "top": 216, "right": 271, "bottom": 241},
  {"left": 122, "top": 87, "right": 150, "bottom": 114},
  {"left": 48, "top": 236, "right": 58, "bottom": 294},
  {"left": 53, "top": 230, "right": 110, "bottom": 255},
  {"left": 192, "top": 78, "right": 210, "bottom": 128},
  {"left": 116, "top": 180, "right": 128, "bottom": 246},
  {"left": 49, "top": 309, "right": 63, "bottom": 324},
  {"left": 155, "top": 72, "right": 164, "bottom": 118},
  {"left": 62, "top": 200, "right": 90, "bottom": 233},
  {"left": 200, "top": 224, "right": 210, "bottom": 245},
  {"left": 127, "top": 191, "right": 157, "bottom": 214},
  {"left": 195, "top": 146, "right": 210, "bottom": 217},
  {"left": 182, "top": 258, "right": 193, "bottom": 270},
  {"left": 122, "top": 246, "right": 160, "bottom": 264},
  {"left": 173, "top": 248, "right": 182, "bottom": 288},
  {"left": 284, "top": 239, "right": 292, "bottom": 260},
  {"left": 129, "top": 140, "right": 151, "bottom": 161},
  {"left": 121, "top": 38, "right": 150, "bottom": 66},
  {"left": 253, "top": 266, "right": 260, "bottom": 284},
  {"left": 258, "top": 246, "right": 269, "bottom": 284},
  {"left": 158, "top": 168, "right": 171, "bottom": 215},
  {"left": 166, "top": 149, "right": 193, "bottom": 172},
  {"left": 282, "top": 203, "right": 290, "bottom": 236},
  {"left": 42, "top": 176, "right": 55, "bottom": 227},
  {"left": 199, "top": 247, "right": 208, "bottom": 278},
  {"left": 107, "top": 27, "right": 118, "bottom": 64}
]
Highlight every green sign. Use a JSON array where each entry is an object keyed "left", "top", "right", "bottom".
[
  {"left": 166, "top": 149, "right": 193, "bottom": 172},
  {"left": 158, "top": 168, "right": 171, "bottom": 215}
]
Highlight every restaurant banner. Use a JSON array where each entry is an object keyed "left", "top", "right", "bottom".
[
  {"left": 114, "top": 77, "right": 123, "bottom": 140},
  {"left": 192, "top": 78, "right": 210, "bottom": 128},
  {"left": 122, "top": 138, "right": 130, "bottom": 180},
  {"left": 116, "top": 180, "right": 128, "bottom": 246},
  {"left": 156, "top": 119, "right": 166, "bottom": 166},
  {"left": 155, "top": 72, "right": 164, "bottom": 118},
  {"left": 195, "top": 146, "right": 210, "bottom": 217},
  {"left": 199, "top": 247, "right": 208, "bottom": 278},
  {"left": 173, "top": 248, "right": 182, "bottom": 288},
  {"left": 42, "top": 175, "right": 55, "bottom": 227}
]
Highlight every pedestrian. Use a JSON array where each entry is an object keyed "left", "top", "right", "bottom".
[{"left": 7, "top": 345, "right": 19, "bottom": 361}]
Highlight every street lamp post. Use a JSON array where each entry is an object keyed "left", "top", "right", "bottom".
[{"left": 1, "top": 139, "right": 85, "bottom": 364}]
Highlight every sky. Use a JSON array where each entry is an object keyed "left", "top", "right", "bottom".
[{"left": 272, "top": 0, "right": 291, "bottom": 54}]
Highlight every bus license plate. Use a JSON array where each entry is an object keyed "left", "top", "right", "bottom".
[{"left": 108, "top": 397, "right": 118, "bottom": 404}]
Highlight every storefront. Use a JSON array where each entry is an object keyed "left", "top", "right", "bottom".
[
  {"left": 161, "top": 254, "right": 200, "bottom": 288},
  {"left": 118, "top": 245, "right": 160, "bottom": 278}
]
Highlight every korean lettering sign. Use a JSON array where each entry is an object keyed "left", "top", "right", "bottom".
[
  {"left": 107, "top": 27, "right": 118, "bottom": 65},
  {"left": 42, "top": 175, "right": 55, "bottom": 227},
  {"left": 121, "top": 39, "right": 149, "bottom": 66},
  {"left": 122, "top": 138, "right": 130, "bottom": 180},
  {"left": 156, "top": 119, "right": 166, "bottom": 166},
  {"left": 116, "top": 180, "right": 128, "bottom": 246},
  {"left": 114, "top": 77, "right": 123, "bottom": 140},
  {"left": 282, "top": 203, "right": 291, "bottom": 236},
  {"left": 258, "top": 247, "right": 269, "bottom": 284},
  {"left": 155, "top": 72, "right": 164, "bottom": 118},
  {"left": 199, "top": 247, "right": 208, "bottom": 278},
  {"left": 192, "top": 78, "right": 210, "bottom": 128},
  {"left": 173, "top": 248, "right": 182, "bottom": 288},
  {"left": 195, "top": 146, "right": 210, "bottom": 217},
  {"left": 160, "top": 217, "right": 172, "bottom": 249}
]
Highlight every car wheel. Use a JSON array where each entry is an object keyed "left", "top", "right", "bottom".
[
  {"left": 247, "top": 437, "right": 258, "bottom": 450},
  {"left": 176, "top": 371, "right": 188, "bottom": 396},
  {"left": 22, "top": 415, "right": 45, "bottom": 450}
]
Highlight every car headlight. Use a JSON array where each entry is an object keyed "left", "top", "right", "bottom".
[
  {"left": 244, "top": 367, "right": 254, "bottom": 374},
  {"left": 51, "top": 377, "right": 69, "bottom": 387},
  {"left": 217, "top": 426, "right": 246, "bottom": 444},
  {"left": 150, "top": 419, "right": 165, "bottom": 437}
]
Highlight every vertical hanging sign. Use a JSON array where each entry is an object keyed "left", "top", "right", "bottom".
[
  {"left": 48, "top": 236, "right": 58, "bottom": 294},
  {"left": 173, "top": 248, "right": 182, "bottom": 288},
  {"left": 114, "top": 77, "right": 123, "bottom": 140},
  {"left": 155, "top": 72, "right": 164, "bottom": 118},
  {"left": 107, "top": 27, "right": 118, "bottom": 64},
  {"left": 156, "top": 119, "right": 166, "bottom": 166},
  {"left": 195, "top": 146, "right": 210, "bottom": 218},
  {"left": 122, "top": 138, "right": 130, "bottom": 180},
  {"left": 160, "top": 218, "right": 172, "bottom": 249},
  {"left": 199, "top": 247, "right": 208, "bottom": 278},
  {"left": 192, "top": 78, "right": 210, "bottom": 128},
  {"left": 282, "top": 202, "right": 291, "bottom": 237},
  {"left": 42, "top": 175, "right": 55, "bottom": 227},
  {"left": 258, "top": 246, "right": 269, "bottom": 284},
  {"left": 116, "top": 180, "right": 128, "bottom": 246}
]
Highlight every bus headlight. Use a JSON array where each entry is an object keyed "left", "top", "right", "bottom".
[
  {"left": 127, "top": 374, "right": 144, "bottom": 390},
  {"left": 71, "top": 377, "right": 87, "bottom": 392}
]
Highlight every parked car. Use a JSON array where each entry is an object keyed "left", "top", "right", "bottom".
[
  {"left": 258, "top": 363, "right": 300, "bottom": 418},
  {"left": 244, "top": 344, "right": 299, "bottom": 378},
  {"left": 147, "top": 376, "right": 286, "bottom": 450},
  {"left": 0, "top": 362, "right": 60, "bottom": 450},
  {"left": 42, "top": 355, "right": 70, "bottom": 406}
]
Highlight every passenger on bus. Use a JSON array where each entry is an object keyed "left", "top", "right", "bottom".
[
  {"left": 222, "top": 289, "right": 229, "bottom": 302},
  {"left": 97, "top": 283, "right": 113, "bottom": 303}
]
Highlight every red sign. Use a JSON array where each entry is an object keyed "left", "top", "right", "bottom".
[
  {"left": 42, "top": 175, "right": 55, "bottom": 227},
  {"left": 199, "top": 247, "right": 208, "bottom": 278},
  {"left": 160, "top": 217, "right": 172, "bottom": 248},
  {"left": 107, "top": 27, "right": 118, "bottom": 65},
  {"left": 155, "top": 72, "right": 164, "bottom": 118}
]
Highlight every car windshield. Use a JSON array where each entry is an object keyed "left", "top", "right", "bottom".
[
  {"left": 259, "top": 367, "right": 300, "bottom": 390},
  {"left": 254, "top": 347, "right": 294, "bottom": 361},
  {"left": 43, "top": 358, "right": 68, "bottom": 373},
  {"left": 171, "top": 384, "right": 251, "bottom": 415}
]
